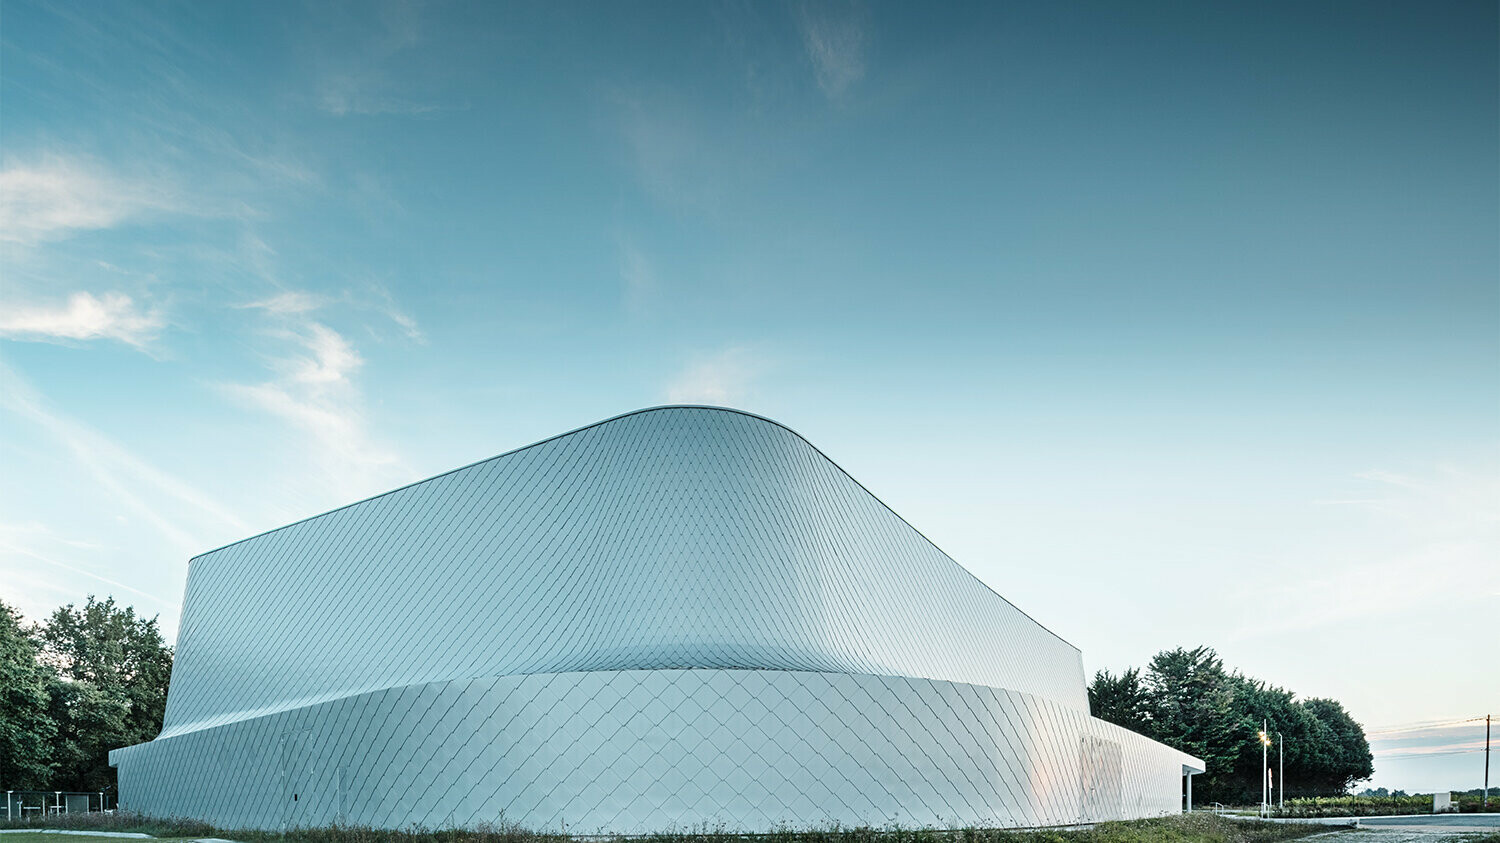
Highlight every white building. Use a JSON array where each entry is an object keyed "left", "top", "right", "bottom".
[{"left": 111, "top": 406, "right": 1202, "bottom": 831}]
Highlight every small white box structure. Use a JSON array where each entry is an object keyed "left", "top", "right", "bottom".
[{"left": 1433, "top": 792, "right": 1455, "bottom": 813}]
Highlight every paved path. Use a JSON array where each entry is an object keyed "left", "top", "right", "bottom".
[{"left": 1304, "top": 814, "right": 1500, "bottom": 842}]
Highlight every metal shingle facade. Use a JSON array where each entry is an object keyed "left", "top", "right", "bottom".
[{"left": 111, "top": 406, "right": 1201, "bottom": 830}]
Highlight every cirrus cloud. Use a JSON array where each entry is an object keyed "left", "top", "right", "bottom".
[
  {"left": 0, "top": 156, "right": 179, "bottom": 245},
  {"left": 665, "top": 346, "right": 764, "bottom": 406},
  {"left": 221, "top": 297, "right": 408, "bottom": 504},
  {"left": 797, "top": 1, "right": 868, "bottom": 98},
  {"left": 0, "top": 291, "right": 166, "bottom": 348}
]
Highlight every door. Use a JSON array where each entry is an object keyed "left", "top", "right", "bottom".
[
  {"left": 280, "top": 729, "right": 313, "bottom": 830},
  {"left": 1080, "top": 735, "right": 1123, "bottom": 822}
]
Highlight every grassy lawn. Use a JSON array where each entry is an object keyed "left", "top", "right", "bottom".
[
  {"left": 1, "top": 814, "right": 215, "bottom": 839},
  {"left": 2, "top": 813, "right": 1335, "bottom": 843},
  {"left": 0, "top": 836, "right": 202, "bottom": 843}
]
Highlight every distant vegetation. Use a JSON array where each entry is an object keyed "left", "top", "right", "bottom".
[
  {"left": 0, "top": 596, "right": 173, "bottom": 793},
  {"left": 1270, "top": 792, "right": 1497, "bottom": 817},
  {"left": 1088, "top": 646, "right": 1373, "bottom": 804}
]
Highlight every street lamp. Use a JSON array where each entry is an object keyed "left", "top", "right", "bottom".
[
  {"left": 1258, "top": 725, "right": 1272, "bottom": 817},
  {"left": 1278, "top": 732, "right": 1284, "bottom": 808}
]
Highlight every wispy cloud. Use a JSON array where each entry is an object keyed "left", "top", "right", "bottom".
[
  {"left": 665, "top": 346, "right": 763, "bottom": 405},
  {"left": 618, "top": 236, "right": 658, "bottom": 316},
  {"left": 1233, "top": 462, "right": 1500, "bottom": 639},
  {"left": 368, "top": 283, "right": 425, "bottom": 342},
  {"left": 314, "top": 0, "right": 445, "bottom": 118},
  {"left": 0, "top": 155, "right": 179, "bottom": 244},
  {"left": 613, "top": 93, "right": 723, "bottom": 209},
  {"left": 239, "top": 290, "right": 326, "bottom": 315},
  {"left": 0, "top": 360, "right": 249, "bottom": 554},
  {"left": 0, "top": 522, "right": 173, "bottom": 610},
  {"left": 1368, "top": 717, "right": 1492, "bottom": 761},
  {"left": 239, "top": 284, "right": 423, "bottom": 342},
  {"left": 222, "top": 299, "right": 407, "bottom": 502},
  {"left": 319, "top": 74, "right": 441, "bottom": 117},
  {"left": 796, "top": 1, "right": 868, "bottom": 98},
  {"left": 290, "top": 322, "right": 363, "bottom": 385},
  {"left": 0, "top": 291, "right": 166, "bottom": 348}
]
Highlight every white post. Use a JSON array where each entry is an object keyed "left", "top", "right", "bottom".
[
  {"left": 1278, "top": 733, "right": 1284, "bottom": 808},
  {"left": 1186, "top": 773, "right": 1193, "bottom": 813},
  {"left": 1262, "top": 720, "right": 1269, "bottom": 818}
]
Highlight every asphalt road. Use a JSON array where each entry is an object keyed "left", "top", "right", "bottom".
[{"left": 1306, "top": 814, "right": 1500, "bottom": 841}]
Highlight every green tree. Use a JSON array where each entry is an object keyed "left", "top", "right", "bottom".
[
  {"left": 1088, "top": 667, "right": 1151, "bottom": 733},
  {"left": 45, "top": 677, "right": 130, "bottom": 792},
  {"left": 1109, "top": 644, "right": 1375, "bottom": 803},
  {"left": 37, "top": 596, "right": 173, "bottom": 792},
  {"left": 1301, "top": 697, "right": 1373, "bottom": 793},
  {"left": 1220, "top": 674, "right": 1307, "bottom": 802},
  {"left": 0, "top": 600, "right": 57, "bottom": 788},
  {"left": 1145, "top": 645, "right": 1241, "bottom": 799}
]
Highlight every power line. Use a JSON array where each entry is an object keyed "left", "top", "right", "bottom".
[
  {"left": 1367, "top": 716, "right": 1486, "bottom": 736},
  {"left": 1377, "top": 748, "right": 1486, "bottom": 759}
]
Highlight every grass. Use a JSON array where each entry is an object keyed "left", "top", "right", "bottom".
[
  {"left": 1, "top": 813, "right": 1333, "bottom": 843},
  {"left": 0, "top": 812, "right": 216, "bottom": 838},
  {"left": 0, "top": 828, "right": 208, "bottom": 834}
]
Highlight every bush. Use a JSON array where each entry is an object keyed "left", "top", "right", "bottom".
[{"left": 1270, "top": 793, "right": 1500, "bottom": 817}]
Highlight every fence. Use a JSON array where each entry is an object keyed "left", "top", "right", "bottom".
[{"left": 2, "top": 791, "right": 113, "bottom": 821}]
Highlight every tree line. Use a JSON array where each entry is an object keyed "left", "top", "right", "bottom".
[
  {"left": 0, "top": 597, "right": 173, "bottom": 794},
  {"left": 1088, "top": 645, "right": 1373, "bottom": 804}
]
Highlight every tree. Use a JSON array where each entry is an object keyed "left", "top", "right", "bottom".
[
  {"left": 1102, "top": 644, "right": 1374, "bottom": 803},
  {"left": 1301, "top": 698, "right": 1373, "bottom": 793},
  {"left": 1088, "top": 668, "right": 1151, "bottom": 734},
  {"left": 36, "top": 596, "right": 173, "bottom": 792},
  {"left": 1145, "top": 646, "right": 1243, "bottom": 799},
  {"left": 1217, "top": 673, "right": 1313, "bottom": 802},
  {"left": 45, "top": 677, "right": 130, "bottom": 792},
  {"left": 0, "top": 600, "right": 57, "bottom": 789}
]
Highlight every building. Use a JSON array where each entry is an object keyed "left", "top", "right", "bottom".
[{"left": 111, "top": 406, "right": 1202, "bottom": 831}]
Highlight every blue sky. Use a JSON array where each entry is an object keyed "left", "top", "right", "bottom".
[{"left": 1, "top": 0, "right": 1495, "bottom": 792}]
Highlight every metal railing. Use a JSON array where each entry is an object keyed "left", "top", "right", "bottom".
[{"left": 2, "top": 791, "right": 113, "bottom": 821}]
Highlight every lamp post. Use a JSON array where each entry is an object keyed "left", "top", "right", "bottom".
[
  {"left": 1278, "top": 732, "right": 1284, "bottom": 808},
  {"left": 1258, "top": 724, "right": 1272, "bottom": 817}
]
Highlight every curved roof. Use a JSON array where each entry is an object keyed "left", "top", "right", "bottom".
[{"left": 161, "top": 406, "right": 1087, "bottom": 738}]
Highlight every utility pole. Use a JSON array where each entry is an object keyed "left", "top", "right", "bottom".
[{"left": 1485, "top": 714, "right": 1491, "bottom": 809}]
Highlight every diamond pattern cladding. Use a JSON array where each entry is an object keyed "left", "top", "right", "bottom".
[
  {"left": 159, "top": 407, "right": 1086, "bottom": 739},
  {"left": 111, "top": 407, "right": 1202, "bottom": 830},
  {"left": 114, "top": 670, "right": 1194, "bottom": 832}
]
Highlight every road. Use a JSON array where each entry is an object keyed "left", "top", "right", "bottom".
[{"left": 1306, "top": 814, "right": 1500, "bottom": 842}]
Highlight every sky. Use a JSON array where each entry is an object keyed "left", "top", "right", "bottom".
[{"left": 1, "top": 0, "right": 1495, "bottom": 794}]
